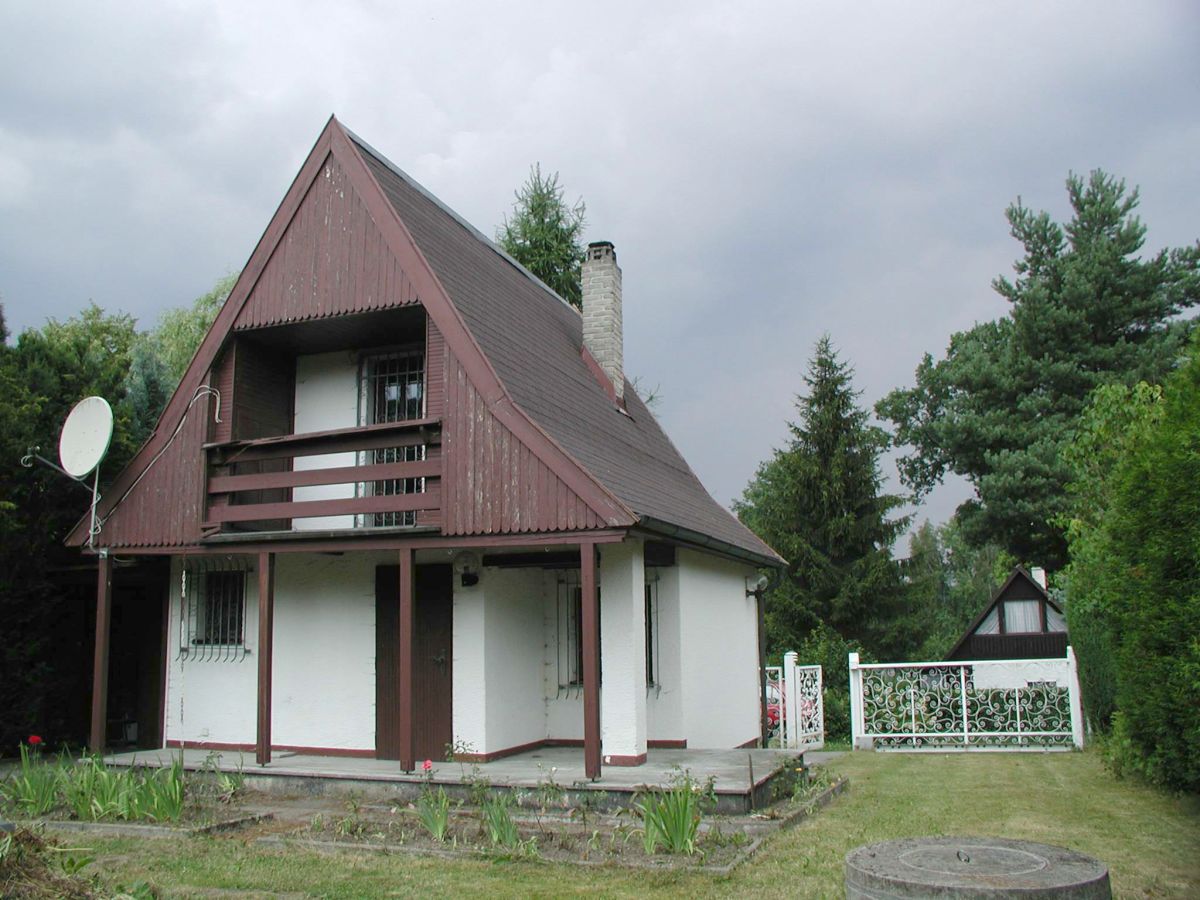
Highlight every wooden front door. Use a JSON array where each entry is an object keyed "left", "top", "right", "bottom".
[{"left": 375, "top": 564, "right": 453, "bottom": 761}]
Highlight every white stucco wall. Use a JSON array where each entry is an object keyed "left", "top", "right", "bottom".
[
  {"left": 165, "top": 553, "right": 379, "bottom": 752},
  {"left": 676, "top": 549, "right": 761, "bottom": 748},
  {"left": 452, "top": 578, "right": 487, "bottom": 753},
  {"left": 270, "top": 553, "right": 376, "bottom": 750},
  {"left": 645, "top": 563, "right": 683, "bottom": 741},
  {"left": 164, "top": 557, "right": 259, "bottom": 746},
  {"left": 452, "top": 567, "right": 544, "bottom": 756},
  {"left": 292, "top": 351, "right": 358, "bottom": 530},
  {"left": 481, "top": 568, "right": 545, "bottom": 752}
]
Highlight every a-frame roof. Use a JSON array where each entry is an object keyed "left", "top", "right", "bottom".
[
  {"left": 945, "top": 566, "right": 1061, "bottom": 659},
  {"left": 70, "top": 117, "right": 781, "bottom": 566}
]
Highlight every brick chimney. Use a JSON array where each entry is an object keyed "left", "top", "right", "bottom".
[{"left": 581, "top": 241, "right": 623, "bottom": 401}]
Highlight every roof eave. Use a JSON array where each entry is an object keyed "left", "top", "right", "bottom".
[{"left": 634, "top": 516, "right": 786, "bottom": 569}]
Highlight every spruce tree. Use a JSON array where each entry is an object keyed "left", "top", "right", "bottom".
[
  {"left": 737, "top": 336, "right": 909, "bottom": 657},
  {"left": 496, "top": 164, "right": 586, "bottom": 308}
]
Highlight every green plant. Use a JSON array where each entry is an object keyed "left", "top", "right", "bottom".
[
  {"left": 535, "top": 765, "right": 565, "bottom": 810},
  {"left": 637, "top": 772, "right": 704, "bottom": 856},
  {"left": 481, "top": 793, "right": 520, "bottom": 849},
  {"left": 462, "top": 767, "right": 492, "bottom": 808},
  {"left": 334, "top": 813, "right": 366, "bottom": 838},
  {"left": 571, "top": 788, "right": 609, "bottom": 827},
  {"left": 415, "top": 786, "right": 451, "bottom": 843},
  {"left": 3, "top": 743, "right": 62, "bottom": 816}
]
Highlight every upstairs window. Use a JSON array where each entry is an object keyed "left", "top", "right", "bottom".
[{"left": 359, "top": 348, "right": 426, "bottom": 527}]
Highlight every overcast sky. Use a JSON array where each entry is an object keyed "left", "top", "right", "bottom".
[{"left": 2, "top": 1, "right": 1197, "bottom": 540}]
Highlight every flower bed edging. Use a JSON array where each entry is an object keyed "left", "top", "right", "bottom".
[{"left": 21, "top": 812, "right": 273, "bottom": 839}]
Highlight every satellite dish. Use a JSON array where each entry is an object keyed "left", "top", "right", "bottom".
[{"left": 59, "top": 396, "right": 114, "bottom": 478}]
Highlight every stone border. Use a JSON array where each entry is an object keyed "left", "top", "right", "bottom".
[
  {"left": 252, "top": 777, "right": 848, "bottom": 875},
  {"left": 20, "top": 812, "right": 273, "bottom": 839}
]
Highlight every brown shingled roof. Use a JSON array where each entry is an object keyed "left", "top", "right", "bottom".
[{"left": 351, "top": 133, "right": 782, "bottom": 567}]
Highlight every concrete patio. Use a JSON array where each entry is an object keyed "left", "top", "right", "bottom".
[{"left": 104, "top": 746, "right": 805, "bottom": 814}]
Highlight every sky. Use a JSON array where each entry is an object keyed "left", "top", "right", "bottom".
[{"left": 2, "top": 1, "right": 1197, "bottom": 540}]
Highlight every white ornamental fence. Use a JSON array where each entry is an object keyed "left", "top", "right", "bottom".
[
  {"left": 765, "top": 652, "right": 824, "bottom": 750},
  {"left": 848, "top": 648, "right": 1085, "bottom": 751}
]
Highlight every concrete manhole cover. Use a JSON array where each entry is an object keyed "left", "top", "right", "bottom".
[
  {"left": 898, "top": 843, "right": 1048, "bottom": 877},
  {"left": 846, "top": 836, "right": 1111, "bottom": 898}
]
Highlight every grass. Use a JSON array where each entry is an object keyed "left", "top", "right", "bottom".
[{"left": 79, "top": 750, "right": 1199, "bottom": 898}]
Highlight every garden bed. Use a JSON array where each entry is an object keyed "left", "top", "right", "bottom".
[
  {"left": 258, "top": 769, "right": 847, "bottom": 873},
  {"left": 1, "top": 742, "right": 263, "bottom": 836}
]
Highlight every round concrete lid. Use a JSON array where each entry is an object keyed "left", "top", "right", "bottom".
[{"left": 845, "top": 836, "right": 1111, "bottom": 899}]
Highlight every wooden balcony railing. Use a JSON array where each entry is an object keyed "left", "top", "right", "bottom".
[{"left": 202, "top": 418, "right": 441, "bottom": 534}]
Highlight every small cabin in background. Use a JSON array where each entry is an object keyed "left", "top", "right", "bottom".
[{"left": 945, "top": 566, "right": 1068, "bottom": 661}]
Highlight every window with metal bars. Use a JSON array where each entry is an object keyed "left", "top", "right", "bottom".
[
  {"left": 181, "top": 560, "right": 249, "bottom": 662},
  {"left": 556, "top": 570, "right": 603, "bottom": 690},
  {"left": 359, "top": 348, "right": 426, "bottom": 527},
  {"left": 645, "top": 570, "right": 660, "bottom": 688}
]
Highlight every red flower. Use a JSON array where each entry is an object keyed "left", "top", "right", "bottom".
[
  {"left": 422, "top": 759, "right": 433, "bottom": 772},
  {"left": 27, "top": 735, "right": 42, "bottom": 746}
]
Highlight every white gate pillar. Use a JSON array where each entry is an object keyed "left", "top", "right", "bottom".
[
  {"left": 848, "top": 652, "right": 871, "bottom": 750},
  {"left": 782, "top": 650, "right": 798, "bottom": 749}
]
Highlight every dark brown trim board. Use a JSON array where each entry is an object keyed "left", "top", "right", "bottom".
[
  {"left": 397, "top": 549, "right": 416, "bottom": 771},
  {"left": 256, "top": 552, "right": 275, "bottom": 765},
  {"left": 580, "top": 540, "right": 601, "bottom": 780},
  {"left": 89, "top": 555, "right": 113, "bottom": 752},
  {"left": 603, "top": 753, "right": 648, "bottom": 767},
  {"left": 167, "top": 740, "right": 375, "bottom": 759}
]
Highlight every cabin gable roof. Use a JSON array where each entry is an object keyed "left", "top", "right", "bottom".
[{"left": 69, "top": 118, "right": 779, "bottom": 564}]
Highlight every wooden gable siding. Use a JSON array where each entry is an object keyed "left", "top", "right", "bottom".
[
  {"left": 210, "top": 348, "right": 235, "bottom": 444},
  {"left": 97, "top": 384, "right": 214, "bottom": 548},
  {"left": 441, "top": 348, "right": 604, "bottom": 536},
  {"left": 232, "top": 152, "right": 420, "bottom": 331}
]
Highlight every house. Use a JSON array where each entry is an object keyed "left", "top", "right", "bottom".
[
  {"left": 68, "top": 116, "right": 783, "bottom": 778},
  {"left": 945, "top": 566, "right": 1068, "bottom": 662}
]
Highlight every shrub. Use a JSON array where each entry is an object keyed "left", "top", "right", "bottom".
[{"left": 1092, "top": 347, "right": 1200, "bottom": 791}]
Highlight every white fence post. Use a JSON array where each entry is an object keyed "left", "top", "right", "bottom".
[
  {"left": 848, "top": 652, "right": 870, "bottom": 750},
  {"left": 1066, "top": 645, "right": 1086, "bottom": 749},
  {"left": 783, "top": 650, "right": 798, "bottom": 750}
]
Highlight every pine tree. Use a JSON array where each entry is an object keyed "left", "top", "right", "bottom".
[
  {"left": 496, "top": 165, "right": 586, "bottom": 308},
  {"left": 737, "top": 336, "right": 909, "bottom": 657},
  {"left": 880, "top": 171, "right": 1200, "bottom": 567}
]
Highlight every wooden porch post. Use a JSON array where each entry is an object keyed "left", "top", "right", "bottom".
[
  {"left": 581, "top": 540, "right": 601, "bottom": 780},
  {"left": 256, "top": 552, "right": 275, "bottom": 766},
  {"left": 397, "top": 548, "right": 416, "bottom": 772},
  {"left": 89, "top": 552, "right": 113, "bottom": 753}
]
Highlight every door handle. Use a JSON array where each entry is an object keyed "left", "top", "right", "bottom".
[{"left": 432, "top": 650, "right": 447, "bottom": 671}]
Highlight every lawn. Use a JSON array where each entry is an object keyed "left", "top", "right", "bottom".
[{"left": 74, "top": 750, "right": 1200, "bottom": 898}]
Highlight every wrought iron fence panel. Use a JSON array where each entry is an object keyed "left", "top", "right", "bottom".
[{"left": 851, "top": 654, "right": 1081, "bottom": 750}]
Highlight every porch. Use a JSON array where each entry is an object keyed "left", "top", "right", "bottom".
[{"left": 104, "top": 745, "right": 802, "bottom": 815}]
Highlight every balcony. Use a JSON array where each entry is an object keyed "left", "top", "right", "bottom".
[{"left": 202, "top": 417, "right": 441, "bottom": 537}]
